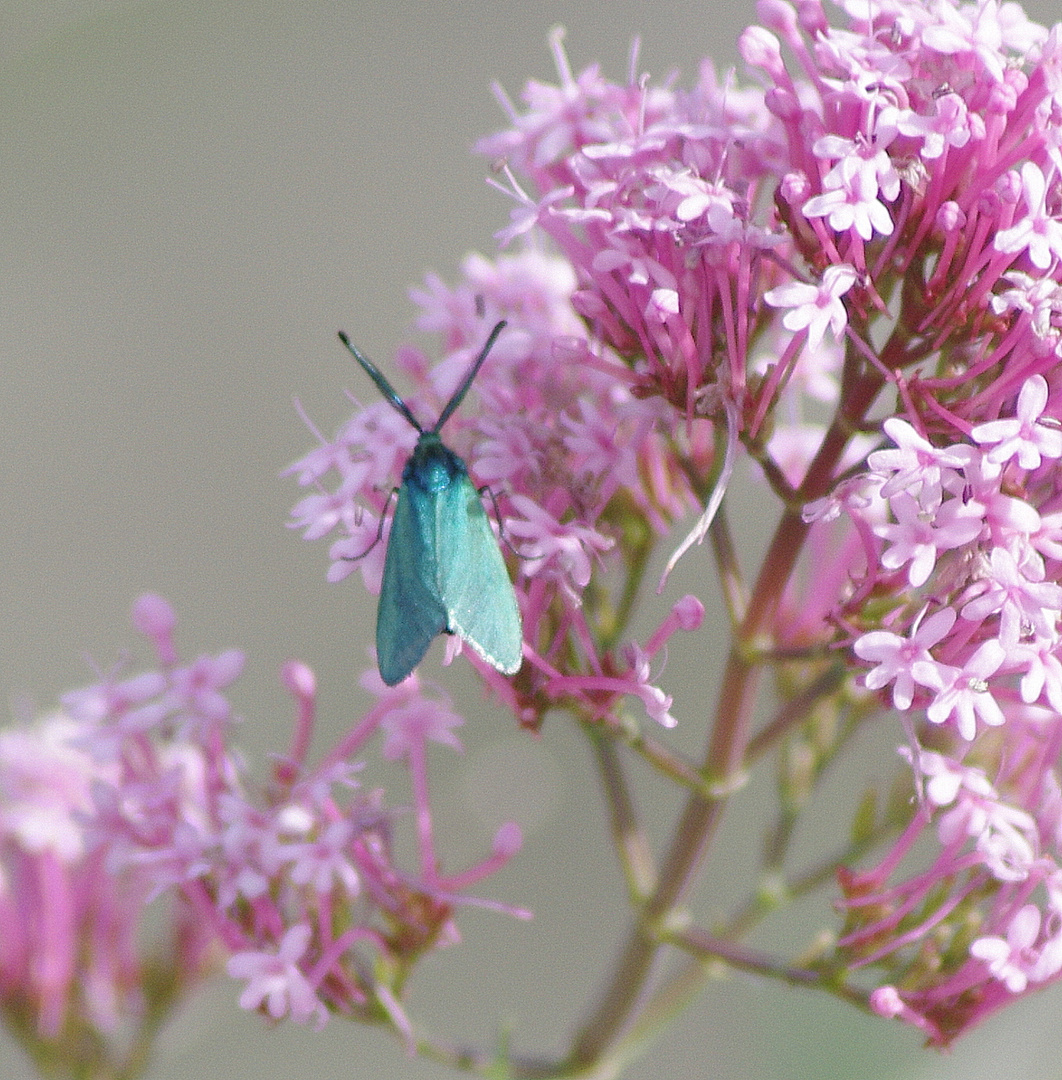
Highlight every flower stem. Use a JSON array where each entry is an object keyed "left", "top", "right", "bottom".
[
  {"left": 588, "top": 725, "right": 658, "bottom": 902},
  {"left": 568, "top": 360, "right": 885, "bottom": 1069}
]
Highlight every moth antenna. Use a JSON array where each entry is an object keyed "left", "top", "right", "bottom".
[
  {"left": 433, "top": 320, "right": 507, "bottom": 433},
  {"left": 339, "top": 331, "right": 424, "bottom": 434}
]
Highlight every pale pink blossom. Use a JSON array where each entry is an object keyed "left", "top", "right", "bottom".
[
  {"left": 506, "top": 494, "right": 615, "bottom": 592},
  {"left": 994, "top": 163, "right": 1062, "bottom": 271},
  {"left": 960, "top": 544, "right": 1062, "bottom": 646},
  {"left": 867, "top": 419, "right": 974, "bottom": 507},
  {"left": 227, "top": 924, "right": 325, "bottom": 1026},
  {"left": 854, "top": 607, "right": 957, "bottom": 710},
  {"left": 971, "top": 374, "right": 1062, "bottom": 469},
  {"left": 875, "top": 492, "right": 984, "bottom": 587},
  {"left": 764, "top": 264, "right": 858, "bottom": 351},
  {"left": 379, "top": 694, "right": 465, "bottom": 759},
  {"left": 804, "top": 139, "right": 900, "bottom": 240},
  {"left": 971, "top": 905, "right": 1043, "bottom": 993},
  {"left": 914, "top": 639, "right": 1008, "bottom": 740},
  {"left": 894, "top": 93, "right": 984, "bottom": 159}
]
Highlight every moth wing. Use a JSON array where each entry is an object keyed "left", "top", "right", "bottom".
[
  {"left": 437, "top": 475, "right": 523, "bottom": 675},
  {"left": 376, "top": 484, "right": 447, "bottom": 686}
]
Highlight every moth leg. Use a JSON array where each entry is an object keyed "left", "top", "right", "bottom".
[
  {"left": 477, "top": 484, "right": 527, "bottom": 560},
  {"left": 343, "top": 487, "right": 399, "bottom": 561}
]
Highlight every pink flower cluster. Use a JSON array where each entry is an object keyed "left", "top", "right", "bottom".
[
  {"left": 13, "top": 0, "right": 1062, "bottom": 1068},
  {"left": 834, "top": 374, "right": 1062, "bottom": 1038},
  {"left": 3, "top": 594, "right": 529, "bottom": 1063},
  {"left": 286, "top": 246, "right": 706, "bottom": 727},
  {"left": 0, "top": 706, "right": 213, "bottom": 1071},
  {"left": 465, "top": 0, "right": 1062, "bottom": 1047}
]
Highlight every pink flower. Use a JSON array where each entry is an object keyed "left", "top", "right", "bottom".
[
  {"left": 971, "top": 373, "right": 1062, "bottom": 469},
  {"left": 803, "top": 139, "right": 900, "bottom": 240},
  {"left": 1014, "top": 636, "right": 1062, "bottom": 712},
  {"left": 875, "top": 492, "right": 984, "bottom": 588},
  {"left": 282, "top": 818, "right": 363, "bottom": 896},
  {"left": 764, "top": 264, "right": 858, "bottom": 351},
  {"left": 506, "top": 494, "right": 615, "bottom": 592},
  {"left": 452, "top": 0, "right": 1062, "bottom": 1052},
  {"left": 914, "top": 638, "right": 1008, "bottom": 740},
  {"left": 867, "top": 419, "right": 974, "bottom": 507},
  {"left": 621, "top": 643, "right": 677, "bottom": 729},
  {"left": 0, "top": 714, "right": 105, "bottom": 861},
  {"left": 0, "top": 710, "right": 214, "bottom": 1046},
  {"left": 854, "top": 606, "right": 957, "bottom": 710},
  {"left": 971, "top": 905, "right": 1043, "bottom": 993},
  {"left": 960, "top": 544, "right": 1062, "bottom": 647},
  {"left": 165, "top": 649, "right": 245, "bottom": 734},
  {"left": 379, "top": 693, "right": 465, "bottom": 760},
  {"left": 995, "top": 163, "right": 1062, "bottom": 271},
  {"left": 894, "top": 93, "right": 983, "bottom": 159},
  {"left": 61, "top": 669, "right": 168, "bottom": 737},
  {"left": 51, "top": 596, "right": 529, "bottom": 1046},
  {"left": 921, "top": 0, "right": 1046, "bottom": 82},
  {"left": 227, "top": 924, "right": 325, "bottom": 1026}
]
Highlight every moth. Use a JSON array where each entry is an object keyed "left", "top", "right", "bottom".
[{"left": 339, "top": 321, "right": 523, "bottom": 685}]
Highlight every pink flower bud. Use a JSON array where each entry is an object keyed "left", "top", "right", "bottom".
[
  {"left": 493, "top": 821, "right": 523, "bottom": 858},
  {"left": 131, "top": 593, "right": 178, "bottom": 665},
  {"left": 282, "top": 660, "right": 316, "bottom": 702},
  {"left": 739, "top": 26, "right": 785, "bottom": 79},
  {"left": 935, "top": 201, "right": 966, "bottom": 232}
]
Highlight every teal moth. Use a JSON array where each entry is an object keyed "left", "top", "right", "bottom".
[{"left": 338, "top": 321, "right": 523, "bottom": 685}]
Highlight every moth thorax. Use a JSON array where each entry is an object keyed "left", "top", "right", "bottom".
[{"left": 404, "top": 433, "right": 467, "bottom": 493}]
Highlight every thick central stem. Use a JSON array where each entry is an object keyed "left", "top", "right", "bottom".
[{"left": 569, "top": 368, "right": 885, "bottom": 1071}]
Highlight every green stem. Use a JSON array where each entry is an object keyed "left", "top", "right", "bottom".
[
  {"left": 602, "top": 714, "right": 714, "bottom": 795},
  {"left": 745, "top": 661, "right": 848, "bottom": 763},
  {"left": 588, "top": 726, "right": 657, "bottom": 902},
  {"left": 579, "top": 958, "right": 713, "bottom": 1080},
  {"left": 414, "top": 1033, "right": 569, "bottom": 1079},
  {"left": 666, "top": 927, "right": 824, "bottom": 987},
  {"left": 708, "top": 502, "right": 747, "bottom": 627},
  {"left": 665, "top": 929, "right": 871, "bottom": 1012}
]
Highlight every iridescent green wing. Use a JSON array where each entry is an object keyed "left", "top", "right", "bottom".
[
  {"left": 436, "top": 471, "right": 523, "bottom": 675},
  {"left": 375, "top": 482, "right": 447, "bottom": 686}
]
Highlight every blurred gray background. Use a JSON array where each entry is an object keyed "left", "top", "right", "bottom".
[{"left": 3, "top": 2, "right": 1062, "bottom": 1078}]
